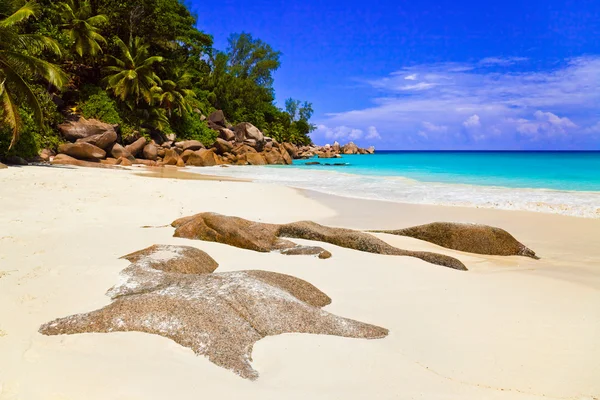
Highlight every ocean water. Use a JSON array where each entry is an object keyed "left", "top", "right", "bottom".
[{"left": 191, "top": 151, "right": 600, "bottom": 218}]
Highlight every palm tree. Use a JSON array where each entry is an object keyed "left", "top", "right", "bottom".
[
  {"left": 103, "top": 37, "right": 163, "bottom": 108},
  {"left": 59, "top": 0, "right": 108, "bottom": 59},
  {"left": 0, "top": 0, "right": 68, "bottom": 149},
  {"left": 156, "top": 68, "right": 195, "bottom": 117}
]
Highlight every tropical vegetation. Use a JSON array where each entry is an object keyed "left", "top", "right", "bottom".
[{"left": 0, "top": 0, "right": 315, "bottom": 159}]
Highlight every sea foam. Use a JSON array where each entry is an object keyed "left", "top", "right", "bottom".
[{"left": 189, "top": 166, "right": 600, "bottom": 219}]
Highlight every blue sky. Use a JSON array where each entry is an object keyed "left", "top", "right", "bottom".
[{"left": 189, "top": 0, "right": 600, "bottom": 150}]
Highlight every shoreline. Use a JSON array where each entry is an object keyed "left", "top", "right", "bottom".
[
  {"left": 1, "top": 165, "right": 599, "bottom": 399},
  {"left": 184, "top": 165, "right": 600, "bottom": 219}
]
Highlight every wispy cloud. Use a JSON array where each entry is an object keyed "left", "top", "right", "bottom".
[
  {"left": 312, "top": 124, "right": 382, "bottom": 143},
  {"left": 313, "top": 56, "right": 600, "bottom": 149},
  {"left": 478, "top": 56, "right": 529, "bottom": 66}
]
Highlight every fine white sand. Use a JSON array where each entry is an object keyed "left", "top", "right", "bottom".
[{"left": 0, "top": 165, "right": 599, "bottom": 400}]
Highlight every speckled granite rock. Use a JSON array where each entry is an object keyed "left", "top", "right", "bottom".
[
  {"left": 172, "top": 213, "right": 467, "bottom": 270},
  {"left": 40, "top": 245, "right": 387, "bottom": 380},
  {"left": 371, "top": 222, "right": 539, "bottom": 259}
]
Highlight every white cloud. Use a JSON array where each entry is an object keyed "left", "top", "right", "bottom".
[
  {"left": 422, "top": 122, "right": 448, "bottom": 133},
  {"left": 404, "top": 74, "right": 418, "bottom": 81},
  {"left": 478, "top": 57, "right": 529, "bottom": 66},
  {"left": 584, "top": 121, "right": 600, "bottom": 134},
  {"left": 463, "top": 115, "right": 481, "bottom": 129},
  {"left": 366, "top": 126, "right": 382, "bottom": 140},
  {"left": 315, "top": 56, "right": 600, "bottom": 149},
  {"left": 513, "top": 111, "right": 577, "bottom": 138},
  {"left": 399, "top": 82, "right": 438, "bottom": 91}
]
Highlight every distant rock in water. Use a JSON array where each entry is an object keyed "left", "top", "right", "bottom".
[
  {"left": 171, "top": 213, "right": 467, "bottom": 270},
  {"left": 40, "top": 245, "right": 387, "bottom": 380},
  {"left": 371, "top": 222, "right": 539, "bottom": 259}
]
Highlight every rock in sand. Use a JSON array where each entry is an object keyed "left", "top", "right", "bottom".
[
  {"left": 40, "top": 245, "right": 387, "bottom": 380},
  {"left": 371, "top": 222, "right": 539, "bottom": 258}
]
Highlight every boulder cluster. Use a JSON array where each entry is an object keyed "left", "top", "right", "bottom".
[{"left": 44, "top": 110, "right": 374, "bottom": 169}]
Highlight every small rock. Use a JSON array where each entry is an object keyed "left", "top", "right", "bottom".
[
  {"left": 110, "top": 143, "right": 135, "bottom": 161},
  {"left": 125, "top": 137, "right": 147, "bottom": 157},
  {"left": 142, "top": 143, "right": 158, "bottom": 160},
  {"left": 176, "top": 140, "right": 204, "bottom": 152},
  {"left": 116, "top": 157, "right": 133, "bottom": 166},
  {"left": 208, "top": 110, "right": 227, "bottom": 128},
  {"left": 51, "top": 154, "right": 120, "bottom": 169},
  {"left": 100, "top": 158, "right": 119, "bottom": 165},
  {"left": 133, "top": 159, "right": 157, "bottom": 167},
  {"left": 218, "top": 128, "right": 235, "bottom": 141},
  {"left": 76, "top": 130, "right": 117, "bottom": 150},
  {"left": 246, "top": 153, "right": 266, "bottom": 166},
  {"left": 38, "top": 149, "right": 55, "bottom": 162},
  {"left": 59, "top": 142, "right": 106, "bottom": 160},
  {"left": 58, "top": 117, "right": 117, "bottom": 142},
  {"left": 186, "top": 149, "right": 219, "bottom": 167},
  {"left": 163, "top": 149, "right": 181, "bottom": 166},
  {"left": 213, "top": 138, "right": 233, "bottom": 155}
]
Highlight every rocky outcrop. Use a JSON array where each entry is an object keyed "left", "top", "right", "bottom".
[
  {"left": 171, "top": 213, "right": 467, "bottom": 270},
  {"left": 40, "top": 246, "right": 387, "bottom": 380},
  {"left": 342, "top": 142, "right": 359, "bottom": 155},
  {"left": 75, "top": 130, "right": 117, "bottom": 150},
  {"left": 51, "top": 154, "right": 122, "bottom": 169},
  {"left": 175, "top": 140, "right": 205, "bottom": 152},
  {"left": 234, "top": 122, "right": 265, "bottom": 150},
  {"left": 125, "top": 137, "right": 147, "bottom": 157},
  {"left": 120, "top": 244, "right": 219, "bottom": 275},
  {"left": 117, "top": 157, "right": 133, "bottom": 166},
  {"left": 142, "top": 143, "right": 158, "bottom": 161},
  {"left": 38, "top": 149, "right": 55, "bottom": 162},
  {"left": 47, "top": 108, "right": 374, "bottom": 169},
  {"left": 186, "top": 149, "right": 220, "bottom": 167},
  {"left": 110, "top": 143, "right": 135, "bottom": 161},
  {"left": 245, "top": 152, "right": 267, "bottom": 165},
  {"left": 263, "top": 147, "right": 288, "bottom": 165},
  {"left": 163, "top": 148, "right": 183, "bottom": 166},
  {"left": 58, "top": 142, "right": 106, "bottom": 160},
  {"left": 208, "top": 110, "right": 227, "bottom": 128},
  {"left": 371, "top": 223, "right": 539, "bottom": 259},
  {"left": 213, "top": 138, "right": 233, "bottom": 155},
  {"left": 58, "top": 117, "right": 117, "bottom": 142},
  {"left": 218, "top": 128, "right": 235, "bottom": 141},
  {"left": 0, "top": 162, "right": 7, "bottom": 169}
]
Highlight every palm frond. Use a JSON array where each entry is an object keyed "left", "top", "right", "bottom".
[
  {"left": 17, "top": 34, "right": 62, "bottom": 56},
  {"left": 0, "top": 1, "right": 40, "bottom": 28},
  {"left": 0, "top": 80, "right": 22, "bottom": 150},
  {"left": 3, "top": 51, "right": 68, "bottom": 89}
]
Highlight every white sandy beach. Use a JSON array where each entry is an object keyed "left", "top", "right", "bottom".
[{"left": 1, "top": 165, "right": 599, "bottom": 400}]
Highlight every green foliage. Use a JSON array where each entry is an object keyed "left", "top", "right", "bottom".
[
  {"left": 2, "top": 0, "right": 315, "bottom": 158},
  {"left": 0, "top": 0, "right": 68, "bottom": 150},
  {"left": 0, "top": 107, "right": 63, "bottom": 158},
  {"left": 79, "top": 85, "right": 121, "bottom": 124},
  {"left": 172, "top": 112, "right": 217, "bottom": 146},
  {"left": 103, "top": 36, "right": 163, "bottom": 107},
  {"left": 60, "top": 0, "right": 108, "bottom": 59},
  {"left": 227, "top": 33, "right": 281, "bottom": 88}
]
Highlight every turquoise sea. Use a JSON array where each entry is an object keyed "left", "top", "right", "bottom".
[
  {"left": 191, "top": 151, "right": 600, "bottom": 218},
  {"left": 294, "top": 151, "right": 600, "bottom": 192}
]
